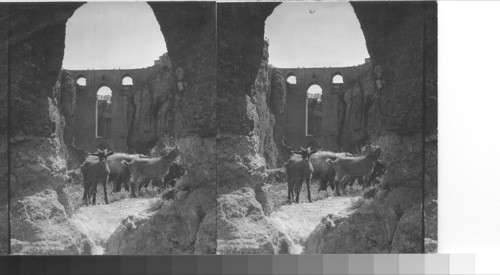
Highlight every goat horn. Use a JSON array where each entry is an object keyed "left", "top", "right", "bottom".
[{"left": 300, "top": 147, "right": 305, "bottom": 151}]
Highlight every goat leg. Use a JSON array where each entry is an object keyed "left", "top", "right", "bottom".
[
  {"left": 130, "top": 180, "right": 137, "bottom": 198},
  {"left": 92, "top": 182, "right": 97, "bottom": 205},
  {"left": 124, "top": 178, "right": 130, "bottom": 191},
  {"left": 287, "top": 180, "right": 293, "bottom": 203},
  {"left": 359, "top": 177, "right": 366, "bottom": 190},
  {"left": 318, "top": 177, "right": 328, "bottom": 193},
  {"left": 294, "top": 181, "right": 302, "bottom": 203},
  {"left": 82, "top": 184, "right": 89, "bottom": 205},
  {"left": 349, "top": 177, "right": 357, "bottom": 188},
  {"left": 103, "top": 176, "right": 109, "bottom": 204},
  {"left": 137, "top": 177, "right": 146, "bottom": 196},
  {"left": 366, "top": 173, "right": 376, "bottom": 188},
  {"left": 306, "top": 176, "right": 312, "bottom": 203},
  {"left": 335, "top": 177, "right": 344, "bottom": 197}
]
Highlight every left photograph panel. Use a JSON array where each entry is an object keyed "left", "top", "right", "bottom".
[{"left": 2, "top": 2, "right": 216, "bottom": 255}]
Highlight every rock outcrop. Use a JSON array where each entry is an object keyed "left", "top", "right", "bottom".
[
  {"left": 4, "top": 2, "right": 217, "bottom": 255},
  {"left": 217, "top": 187, "right": 293, "bottom": 254},
  {"left": 107, "top": 188, "right": 216, "bottom": 255},
  {"left": 127, "top": 63, "right": 176, "bottom": 154},
  {"left": 217, "top": 1, "right": 437, "bottom": 254},
  {"left": 216, "top": 3, "right": 289, "bottom": 254},
  {"left": 303, "top": 2, "right": 438, "bottom": 253},
  {"left": 109, "top": 2, "right": 217, "bottom": 254},
  {"left": 1, "top": 1, "right": 436, "bottom": 255}
]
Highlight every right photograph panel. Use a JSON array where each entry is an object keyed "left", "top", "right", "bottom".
[{"left": 216, "top": 1, "right": 437, "bottom": 254}]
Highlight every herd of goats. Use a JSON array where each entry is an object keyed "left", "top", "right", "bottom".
[
  {"left": 80, "top": 147, "right": 183, "bottom": 205},
  {"left": 77, "top": 143, "right": 386, "bottom": 206},
  {"left": 283, "top": 144, "right": 386, "bottom": 203}
]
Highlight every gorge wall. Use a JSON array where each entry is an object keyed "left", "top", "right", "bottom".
[
  {"left": 217, "top": 1, "right": 437, "bottom": 254},
  {"left": 66, "top": 53, "right": 176, "bottom": 155},
  {"left": 0, "top": 1, "right": 436, "bottom": 255},
  {"left": 278, "top": 61, "right": 376, "bottom": 154},
  {"left": 3, "top": 2, "right": 217, "bottom": 254}
]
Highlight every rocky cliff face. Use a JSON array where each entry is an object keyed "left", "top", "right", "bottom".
[
  {"left": 336, "top": 67, "right": 377, "bottom": 151},
  {"left": 303, "top": 2, "right": 438, "bottom": 253},
  {"left": 127, "top": 65, "right": 176, "bottom": 154},
  {"left": 216, "top": 3, "right": 291, "bottom": 254},
  {"left": 217, "top": 1, "right": 437, "bottom": 254},
  {"left": 1, "top": 1, "right": 436, "bottom": 255},
  {"left": 4, "top": 2, "right": 217, "bottom": 255},
  {"left": 107, "top": 2, "right": 217, "bottom": 254},
  {"left": 0, "top": 9, "right": 8, "bottom": 250},
  {"left": 3, "top": 3, "right": 91, "bottom": 255}
]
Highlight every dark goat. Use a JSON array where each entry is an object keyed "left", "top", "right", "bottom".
[
  {"left": 364, "top": 160, "right": 387, "bottom": 188},
  {"left": 341, "top": 161, "right": 387, "bottom": 190},
  {"left": 86, "top": 153, "right": 146, "bottom": 197},
  {"left": 285, "top": 147, "right": 318, "bottom": 203},
  {"left": 280, "top": 139, "right": 351, "bottom": 196},
  {"left": 142, "top": 161, "right": 186, "bottom": 192},
  {"left": 310, "top": 151, "right": 352, "bottom": 194},
  {"left": 81, "top": 149, "right": 114, "bottom": 205}
]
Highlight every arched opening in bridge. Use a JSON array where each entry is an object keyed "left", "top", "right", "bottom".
[
  {"left": 286, "top": 75, "right": 297, "bottom": 84},
  {"left": 76, "top": 76, "right": 87, "bottom": 86},
  {"left": 122, "top": 76, "right": 133, "bottom": 86},
  {"left": 332, "top": 74, "right": 343, "bottom": 84},
  {"left": 96, "top": 86, "right": 112, "bottom": 138},
  {"left": 306, "top": 84, "right": 322, "bottom": 136}
]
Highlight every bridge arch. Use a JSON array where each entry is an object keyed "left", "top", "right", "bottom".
[
  {"left": 286, "top": 74, "right": 297, "bottom": 85},
  {"left": 122, "top": 75, "right": 133, "bottom": 86},
  {"left": 76, "top": 75, "right": 87, "bottom": 86},
  {"left": 306, "top": 84, "right": 323, "bottom": 136},
  {"left": 332, "top": 73, "right": 344, "bottom": 84}
]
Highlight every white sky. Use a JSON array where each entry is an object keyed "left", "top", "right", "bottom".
[
  {"left": 265, "top": 2, "right": 369, "bottom": 68},
  {"left": 97, "top": 86, "right": 112, "bottom": 96},
  {"left": 62, "top": 2, "right": 167, "bottom": 70},
  {"left": 307, "top": 84, "right": 322, "bottom": 94}
]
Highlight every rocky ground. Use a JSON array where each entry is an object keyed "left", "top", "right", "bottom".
[
  {"left": 71, "top": 196, "right": 159, "bottom": 255},
  {"left": 270, "top": 195, "right": 358, "bottom": 254}
]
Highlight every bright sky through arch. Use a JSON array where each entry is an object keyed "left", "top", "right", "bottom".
[
  {"left": 307, "top": 84, "right": 323, "bottom": 95},
  {"left": 97, "top": 86, "right": 112, "bottom": 97},
  {"left": 265, "top": 2, "right": 369, "bottom": 68},
  {"left": 63, "top": 2, "right": 167, "bottom": 70}
]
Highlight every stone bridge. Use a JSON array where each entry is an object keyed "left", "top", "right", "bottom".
[
  {"left": 279, "top": 58, "right": 374, "bottom": 151},
  {"left": 67, "top": 54, "right": 171, "bottom": 152}
]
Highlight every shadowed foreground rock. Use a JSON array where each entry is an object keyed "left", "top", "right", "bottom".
[
  {"left": 107, "top": 188, "right": 216, "bottom": 254},
  {"left": 10, "top": 189, "right": 92, "bottom": 255},
  {"left": 217, "top": 188, "right": 294, "bottom": 254},
  {"left": 305, "top": 182, "right": 422, "bottom": 253}
]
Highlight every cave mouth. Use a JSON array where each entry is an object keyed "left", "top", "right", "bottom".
[
  {"left": 264, "top": 1, "right": 372, "bottom": 153},
  {"left": 61, "top": 2, "right": 170, "bottom": 155},
  {"left": 264, "top": 2, "right": 369, "bottom": 68},
  {"left": 62, "top": 2, "right": 167, "bottom": 70}
]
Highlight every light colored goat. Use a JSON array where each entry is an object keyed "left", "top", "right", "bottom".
[
  {"left": 122, "top": 147, "right": 181, "bottom": 195},
  {"left": 326, "top": 147, "right": 382, "bottom": 196}
]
